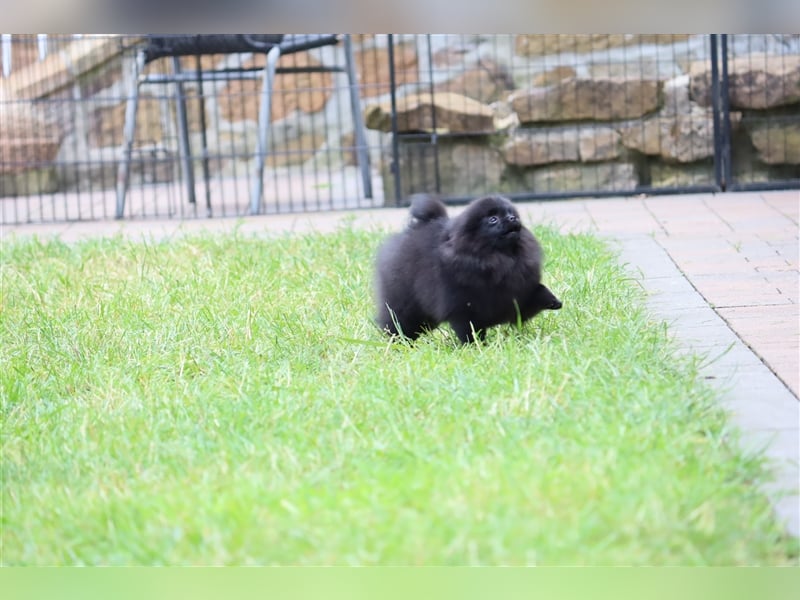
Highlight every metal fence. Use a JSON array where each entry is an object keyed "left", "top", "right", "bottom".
[
  {"left": 383, "top": 34, "right": 800, "bottom": 203},
  {"left": 1, "top": 34, "right": 798, "bottom": 225}
]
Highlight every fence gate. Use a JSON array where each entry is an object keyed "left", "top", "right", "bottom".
[
  {"left": 716, "top": 34, "right": 800, "bottom": 192},
  {"left": 383, "top": 34, "right": 800, "bottom": 206}
]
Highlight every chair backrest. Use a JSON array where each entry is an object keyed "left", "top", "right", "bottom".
[
  {"left": 142, "top": 35, "right": 285, "bottom": 62},
  {"left": 278, "top": 34, "right": 341, "bottom": 54}
]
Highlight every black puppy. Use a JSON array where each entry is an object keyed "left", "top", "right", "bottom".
[{"left": 375, "top": 194, "right": 562, "bottom": 343}]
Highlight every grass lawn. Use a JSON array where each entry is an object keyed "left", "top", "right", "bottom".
[{"left": 1, "top": 224, "right": 797, "bottom": 565}]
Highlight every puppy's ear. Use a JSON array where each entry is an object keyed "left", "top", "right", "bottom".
[{"left": 409, "top": 194, "right": 448, "bottom": 224}]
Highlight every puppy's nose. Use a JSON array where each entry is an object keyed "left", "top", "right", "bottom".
[
  {"left": 505, "top": 214, "right": 521, "bottom": 231},
  {"left": 549, "top": 298, "right": 563, "bottom": 310}
]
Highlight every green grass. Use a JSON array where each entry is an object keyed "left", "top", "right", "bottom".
[{"left": 1, "top": 224, "right": 796, "bottom": 565}]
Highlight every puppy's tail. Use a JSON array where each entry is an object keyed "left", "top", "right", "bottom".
[{"left": 409, "top": 194, "right": 448, "bottom": 225}]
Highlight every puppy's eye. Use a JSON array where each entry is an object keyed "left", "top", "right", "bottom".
[{"left": 488, "top": 216, "right": 499, "bottom": 225}]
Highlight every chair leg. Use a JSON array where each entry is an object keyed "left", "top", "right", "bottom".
[
  {"left": 249, "top": 44, "right": 281, "bottom": 216},
  {"left": 171, "top": 57, "right": 197, "bottom": 208},
  {"left": 115, "top": 50, "right": 146, "bottom": 219},
  {"left": 343, "top": 34, "right": 373, "bottom": 200},
  {"left": 193, "top": 55, "right": 213, "bottom": 217}
]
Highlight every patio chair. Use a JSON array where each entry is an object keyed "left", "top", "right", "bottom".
[{"left": 115, "top": 34, "right": 372, "bottom": 218}]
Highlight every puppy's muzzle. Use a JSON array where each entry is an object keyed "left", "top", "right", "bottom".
[{"left": 502, "top": 217, "right": 522, "bottom": 239}]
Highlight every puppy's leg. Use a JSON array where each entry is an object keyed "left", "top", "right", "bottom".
[
  {"left": 449, "top": 318, "right": 484, "bottom": 344},
  {"left": 378, "top": 304, "right": 428, "bottom": 340}
]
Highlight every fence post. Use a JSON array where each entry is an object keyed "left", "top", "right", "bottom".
[
  {"left": 710, "top": 34, "right": 723, "bottom": 190},
  {"left": 425, "top": 34, "right": 441, "bottom": 195},
  {"left": 710, "top": 34, "right": 733, "bottom": 192},
  {"left": 719, "top": 34, "right": 732, "bottom": 190},
  {"left": 387, "top": 35, "right": 403, "bottom": 205}
]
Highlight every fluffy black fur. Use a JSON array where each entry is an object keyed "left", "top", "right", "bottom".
[{"left": 375, "top": 194, "right": 562, "bottom": 343}]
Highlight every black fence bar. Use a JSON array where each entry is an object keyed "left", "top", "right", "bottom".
[
  {"left": 719, "top": 34, "right": 733, "bottom": 189},
  {"left": 387, "top": 34, "right": 403, "bottom": 205},
  {"left": 425, "top": 34, "right": 441, "bottom": 195},
  {"left": 710, "top": 34, "right": 724, "bottom": 190}
]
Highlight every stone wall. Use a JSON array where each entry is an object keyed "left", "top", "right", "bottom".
[
  {"left": 364, "top": 34, "right": 800, "bottom": 202},
  {"left": 1, "top": 34, "right": 798, "bottom": 200}
]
